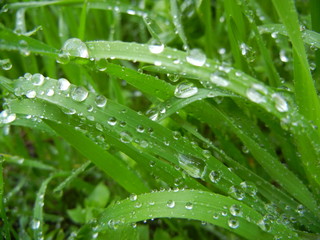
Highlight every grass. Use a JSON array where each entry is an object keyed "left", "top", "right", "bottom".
[{"left": 0, "top": 0, "right": 320, "bottom": 239}]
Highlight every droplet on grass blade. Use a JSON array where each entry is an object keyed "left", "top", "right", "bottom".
[
  {"left": 186, "top": 48, "right": 206, "bottom": 66},
  {"left": 95, "top": 95, "right": 107, "bottom": 108},
  {"left": 246, "top": 84, "right": 268, "bottom": 103},
  {"left": 0, "top": 110, "right": 16, "bottom": 124},
  {"left": 166, "top": 200, "right": 175, "bottom": 208},
  {"left": 0, "top": 59, "right": 12, "bottom": 70},
  {"left": 272, "top": 93, "right": 288, "bottom": 112},
  {"left": 58, "top": 78, "right": 71, "bottom": 91},
  {"left": 228, "top": 217, "right": 239, "bottom": 229},
  {"left": 210, "top": 72, "right": 229, "bottom": 87},
  {"left": 209, "top": 170, "right": 222, "bottom": 183},
  {"left": 31, "top": 73, "right": 44, "bottom": 86},
  {"left": 178, "top": 154, "right": 206, "bottom": 179},
  {"left": 174, "top": 82, "right": 198, "bottom": 98},
  {"left": 71, "top": 86, "right": 88, "bottom": 102},
  {"left": 61, "top": 38, "right": 89, "bottom": 58},
  {"left": 148, "top": 44, "right": 164, "bottom": 54}
]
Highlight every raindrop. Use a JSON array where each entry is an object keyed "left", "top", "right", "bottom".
[
  {"left": 96, "top": 58, "right": 108, "bottom": 71},
  {"left": 71, "top": 86, "right": 88, "bottom": 102},
  {"left": 130, "top": 194, "right": 137, "bottom": 201},
  {"left": 19, "top": 40, "right": 30, "bottom": 56},
  {"left": 246, "top": 84, "right": 268, "bottom": 103},
  {"left": 148, "top": 44, "right": 164, "bottom": 54},
  {"left": 134, "top": 202, "right": 142, "bottom": 208},
  {"left": 26, "top": 90, "right": 37, "bottom": 98},
  {"left": 279, "top": 50, "right": 289, "bottom": 62},
  {"left": 228, "top": 185, "right": 245, "bottom": 200},
  {"left": 209, "top": 170, "right": 222, "bottom": 183},
  {"left": 61, "top": 38, "right": 89, "bottom": 58},
  {"left": 186, "top": 48, "right": 206, "bottom": 66},
  {"left": 31, "top": 219, "right": 40, "bottom": 229},
  {"left": 177, "top": 154, "right": 206, "bottom": 179},
  {"left": 271, "top": 32, "right": 278, "bottom": 39},
  {"left": 167, "top": 73, "right": 180, "bottom": 82},
  {"left": 212, "top": 213, "right": 219, "bottom": 219},
  {"left": 0, "top": 59, "right": 12, "bottom": 70},
  {"left": 210, "top": 72, "right": 229, "bottom": 87},
  {"left": 0, "top": 110, "right": 16, "bottom": 124},
  {"left": 166, "top": 200, "right": 175, "bottom": 208},
  {"left": 120, "top": 131, "right": 133, "bottom": 143},
  {"left": 230, "top": 204, "right": 242, "bottom": 216},
  {"left": 185, "top": 202, "right": 193, "bottom": 210},
  {"left": 136, "top": 125, "right": 145, "bottom": 133},
  {"left": 272, "top": 93, "right": 288, "bottom": 112},
  {"left": 154, "top": 60, "right": 162, "bottom": 66},
  {"left": 172, "top": 131, "right": 181, "bottom": 140},
  {"left": 228, "top": 217, "right": 239, "bottom": 229},
  {"left": 56, "top": 51, "right": 70, "bottom": 64},
  {"left": 174, "top": 81, "right": 198, "bottom": 98},
  {"left": 96, "top": 123, "right": 103, "bottom": 131},
  {"left": 58, "top": 78, "right": 70, "bottom": 91},
  {"left": 107, "top": 117, "right": 117, "bottom": 126},
  {"left": 239, "top": 42, "right": 249, "bottom": 56},
  {"left": 95, "top": 95, "right": 107, "bottom": 108},
  {"left": 46, "top": 88, "right": 54, "bottom": 96},
  {"left": 31, "top": 73, "right": 45, "bottom": 86},
  {"left": 127, "top": 9, "right": 136, "bottom": 15},
  {"left": 240, "top": 181, "right": 257, "bottom": 196}
]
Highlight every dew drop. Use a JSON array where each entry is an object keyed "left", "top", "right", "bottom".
[
  {"left": 95, "top": 95, "right": 107, "bottom": 108},
  {"left": 230, "top": 204, "right": 242, "bottom": 216},
  {"left": 71, "top": 86, "right": 88, "bottom": 102},
  {"left": 166, "top": 73, "right": 180, "bottom": 82},
  {"left": 228, "top": 217, "right": 239, "bottom": 229},
  {"left": 61, "top": 38, "right": 89, "bottom": 58},
  {"left": 212, "top": 213, "right": 219, "bottom": 219},
  {"left": 228, "top": 185, "right": 245, "bottom": 200},
  {"left": 136, "top": 125, "right": 145, "bottom": 133},
  {"left": 130, "top": 194, "right": 137, "bottom": 201},
  {"left": 134, "top": 202, "right": 142, "bottom": 208},
  {"left": 239, "top": 42, "right": 249, "bottom": 56},
  {"left": 56, "top": 51, "right": 70, "bottom": 64},
  {"left": 0, "top": 110, "right": 16, "bottom": 124},
  {"left": 19, "top": 40, "right": 30, "bottom": 56},
  {"left": 186, "top": 48, "right": 206, "bottom": 66},
  {"left": 96, "top": 58, "right": 108, "bottom": 71},
  {"left": 178, "top": 154, "right": 206, "bottom": 179},
  {"left": 174, "top": 81, "right": 198, "bottom": 98},
  {"left": 107, "top": 117, "right": 117, "bottom": 126},
  {"left": 272, "top": 93, "right": 288, "bottom": 112},
  {"left": 246, "top": 84, "right": 267, "bottom": 103},
  {"left": 185, "top": 202, "right": 193, "bottom": 210},
  {"left": 46, "top": 88, "right": 54, "bottom": 96},
  {"left": 26, "top": 90, "right": 37, "bottom": 98},
  {"left": 31, "top": 219, "right": 40, "bottom": 229},
  {"left": 166, "top": 200, "right": 175, "bottom": 208},
  {"left": 31, "top": 73, "right": 45, "bottom": 86},
  {"left": 0, "top": 59, "right": 12, "bottom": 70},
  {"left": 210, "top": 72, "right": 229, "bottom": 87},
  {"left": 209, "top": 170, "right": 222, "bottom": 183},
  {"left": 58, "top": 78, "right": 70, "bottom": 91},
  {"left": 148, "top": 44, "right": 164, "bottom": 54},
  {"left": 120, "top": 131, "right": 133, "bottom": 143}
]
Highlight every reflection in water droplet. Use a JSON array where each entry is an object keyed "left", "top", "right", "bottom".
[
  {"left": 130, "top": 194, "right": 137, "bottom": 201},
  {"left": 148, "top": 44, "right": 164, "bottom": 54},
  {"left": 228, "top": 217, "right": 239, "bottom": 229},
  {"left": 107, "top": 117, "right": 117, "bottom": 126},
  {"left": 0, "top": 59, "right": 12, "bottom": 70},
  {"left": 272, "top": 93, "right": 288, "bottom": 112},
  {"left": 166, "top": 200, "right": 175, "bottom": 208},
  {"left": 210, "top": 72, "right": 229, "bottom": 87},
  {"left": 209, "top": 170, "right": 222, "bottom": 183},
  {"left": 31, "top": 219, "right": 40, "bottom": 229},
  {"left": 31, "top": 73, "right": 44, "bottom": 86},
  {"left": 0, "top": 110, "right": 16, "bottom": 124},
  {"left": 95, "top": 95, "right": 107, "bottom": 108},
  {"left": 185, "top": 202, "right": 193, "bottom": 210},
  {"left": 230, "top": 204, "right": 242, "bottom": 216},
  {"left": 71, "top": 86, "right": 88, "bottom": 102},
  {"left": 178, "top": 154, "right": 206, "bottom": 179},
  {"left": 120, "top": 131, "right": 133, "bottom": 143},
  {"left": 26, "top": 90, "right": 37, "bottom": 98},
  {"left": 186, "top": 48, "right": 206, "bottom": 66},
  {"left": 174, "top": 82, "right": 198, "bottom": 98},
  {"left": 279, "top": 49, "right": 289, "bottom": 62},
  {"left": 96, "top": 58, "right": 108, "bottom": 71},
  {"left": 61, "top": 38, "right": 89, "bottom": 58},
  {"left": 246, "top": 84, "right": 268, "bottom": 103},
  {"left": 58, "top": 78, "right": 70, "bottom": 91}
]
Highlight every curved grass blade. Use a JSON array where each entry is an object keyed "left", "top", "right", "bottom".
[
  {"left": 2, "top": 154, "right": 56, "bottom": 171},
  {"left": 76, "top": 190, "right": 299, "bottom": 240}
]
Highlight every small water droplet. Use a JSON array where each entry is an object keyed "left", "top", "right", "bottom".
[
  {"left": 239, "top": 42, "right": 249, "bottom": 56},
  {"left": 31, "top": 219, "right": 40, "bottom": 229},
  {"left": 26, "top": 90, "right": 37, "bottom": 98},
  {"left": 61, "top": 38, "right": 89, "bottom": 58},
  {"left": 186, "top": 48, "right": 206, "bottom": 66},
  {"left": 19, "top": 40, "right": 30, "bottom": 56},
  {"left": 31, "top": 73, "right": 45, "bottom": 86},
  {"left": 46, "top": 88, "right": 54, "bottom": 96},
  {"left": 210, "top": 72, "right": 229, "bottom": 87},
  {"left": 134, "top": 202, "right": 142, "bottom": 208},
  {"left": 212, "top": 213, "right": 219, "bottom": 219},
  {"left": 120, "top": 131, "right": 132, "bottom": 143},
  {"left": 228, "top": 185, "right": 245, "bottom": 200},
  {"left": 166, "top": 200, "right": 175, "bottom": 208},
  {"left": 174, "top": 81, "right": 198, "bottom": 98},
  {"left": 58, "top": 78, "right": 70, "bottom": 91},
  {"left": 130, "top": 194, "right": 137, "bottom": 201},
  {"left": 178, "top": 154, "right": 206, "bottom": 178},
  {"left": 230, "top": 204, "right": 242, "bottom": 216},
  {"left": 0, "top": 59, "right": 12, "bottom": 70},
  {"left": 279, "top": 49, "right": 289, "bottom": 62},
  {"left": 246, "top": 83, "right": 268, "bottom": 103},
  {"left": 185, "top": 202, "right": 193, "bottom": 210},
  {"left": 166, "top": 73, "right": 180, "bottom": 82},
  {"left": 107, "top": 117, "right": 117, "bottom": 126},
  {"left": 209, "top": 170, "right": 222, "bottom": 183},
  {"left": 95, "top": 95, "right": 107, "bottom": 108},
  {"left": 56, "top": 51, "right": 70, "bottom": 64},
  {"left": 71, "top": 86, "right": 88, "bottom": 102},
  {"left": 228, "top": 217, "right": 239, "bottom": 229},
  {"left": 0, "top": 110, "right": 16, "bottom": 124},
  {"left": 148, "top": 44, "right": 164, "bottom": 54},
  {"left": 136, "top": 125, "right": 145, "bottom": 133},
  {"left": 272, "top": 93, "right": 288, "bottom": 112},
  {"left": 96, "top": 58, "right": 108, "bottom": 71}
]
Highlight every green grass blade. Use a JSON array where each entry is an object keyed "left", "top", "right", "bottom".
[{"left": 0, "top": 155, "right": 11, "bottom": 240}]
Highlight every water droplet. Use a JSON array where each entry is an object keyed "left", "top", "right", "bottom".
[
  {"left": 31, "top": 219, "right": 40, "bottom": 229},
  {"left": 239, "top": 42, "right": 249, "bottom": 56},
  {"left": 240, "top": 181, "right": 257, "bottom": 196},
  {"left": 272, "top": 93, "right": 288, "bottom": 112},
  {"left": 271, "top": 32, "right": 278, "bottom": 39},
  {"left": 127, "top": 9, "right": 136, "bottom": 15},
  {"left": 186, "top": 48, "right": 206, "bottom": 66},
  {"left": 167, "top": 73, "right": 180, "bottom": 82},
  {"left": 95, "top": 95, "right": 107, "bottom": 108},
  {"left": 140, "top": 140, "right": 148, "bottom": 148},
  {"left": 96, "top": 58, "right": 108, "bottom": 71},
  {"left": 185, "top": 202, "right": 193, "bottom": 210},
  {"left": 63, "top": 108, "right": 76, "bottom": 115},
  {"left": 61, "top": 38, "right": 89, "bottom": 58},
  {"left": 148, "top": 44, "right": 164, "bottom": 54},
  {"left": 26, "top": 90, "right": 37, "bottom": 98},
  {"left": 230, "top": 204, "right": 242, "bottom": 216},
  {"left": 210, "top": 72, "right": 229, "bottom": 87},
  {"left": 228, "top": 217, "right": 239, "bottom": 229},
  {"left": 31, "top": 73, "right": 45, "bottom": 86},
  {"left": 0, "top": 59, "right": 12, "bottom": 70},
  {"left": 279, "top": 49, "right": 289, "bottom": 62},
  {"left": 56, "top": 51, "right": 70, "bottom": 64},
  {"left": 58, "top": 78, "right": 70, "bottom": 91},
  {"left": 177, "top": 154, "right": 206, "bottom": 178},
  {"left": 212, "top": 213, "right": 219, "bottom": 219},
  {"left": 296, "top": 204, "right": 305, "bottom": 216},
  {"left": 120, "top": 131, "right": 132, "bottom": 143},
  {"left": 130, "top": 194, "right": 137, "bottom": 201},
  {"left": 19, "top": 40, "right": 30, "bottom": 56},
  {"left": 136, "top": 125, "right": 145, "bottom": 133},
  {"left": 246, "top": 84, "right": 267, "bottom": 103},
  {"left": 71, "top": 86, "right": 88, "bottom": 102},
  {"left": 172, "top": 131, "right": 181, "bottom": 140},
  {"left": 174, "top": 81, "right": 198, "bottom": 98},
  {"left": 166, "top": 200, "right": 175, "bottom": 208},
  {"left": 228, "top": 185, "right": 245, "bottom": 200},
  {"left": 107, "top": 117, "right": 117, "bottom": 126},
  {"left": 134, "top": 202, "right": 142, "bottom": 208},
  {"left": 209, "top": 170, "right": 222, "bottom": 183},
  {"left": 154, "top": 60, "right": 162, "bottom": 66},
  {"left": 46, "top": 88, "right": 54, "bottom": 96},
  {"left": 0, "top": 110, "right": 16, "bottom": 124}
]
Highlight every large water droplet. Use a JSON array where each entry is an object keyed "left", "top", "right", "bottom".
[
  {"left": 166, "top": 200, "right": 175, "bottom": 208},
  {"left": 61, "top": 38, "right": 89, "bottom": 58},
  {"left": 177, "top": 154, "right": 206, "bottom": 178},
  {"left": 228, "top": 217, "right": 239, "bottom": 229},
  {"left": 58, "top": 78, "right": 70, "bottom": 91},
  {"left": 210, "top": 72, "right": 229, "bottom": 87},
  {"left": 230, "top": 204, "right": 242, "bottom": 216},
  {"left": 130, "top": 194, "right": 137, "bottom": 201},
  {"left": 31, "top": 219, "right": 40, "bottom": 229},
  {"left": 31, "top": 73, "right": 44, "bottom": 86},
  {"left": 0, "top": 110, "right": 16, "bottom": 124},
  {"left": 26, "top": 90, "right": 37, "bottom": 98},
  {"left": 120, "top": 131, "right": 133, "bottom": 143},
  {"left": 246, "top": 83, "right": 267, "bottom": 103},
  {"left": 186, "top": 48, "right": 206, "bottom": 66},
  {"left": 271, "top": 93, "right": 288, "bottom": 112},
  {"left": 71, "top": 86, "right": 88, "bottom": 102},
  {"left": 148, "top": 44, "right": 164, "bottom": 54},
  {"left": 174, "top": 82, "right": 198, "bottom": 98},
  {"left": 95, "top": 95, "right": 107, "bottom": 108},
  {"left": 209, "top": 170, "right": 222, "bottom": 183},
  {"left": 0, "top": 59, "right": 12, "bottom": 70}
]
